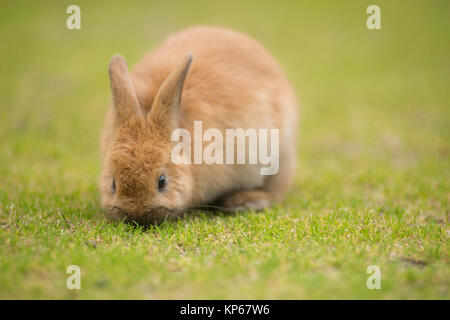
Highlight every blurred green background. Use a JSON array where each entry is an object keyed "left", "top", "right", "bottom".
[{"left": 0, "top": 0, "right": 448, "bottom": 299}]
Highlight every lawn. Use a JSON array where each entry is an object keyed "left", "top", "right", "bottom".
[{"left": 0, "top": 0, "right": 448, "bottom": 299}]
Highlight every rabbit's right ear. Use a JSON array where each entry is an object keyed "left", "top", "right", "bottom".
[
  {"left": 148, "top": 54, "right": 193, "bottom": 137},
  {"left": 108, "top": 55, "right": 141, "bottom": 124}
]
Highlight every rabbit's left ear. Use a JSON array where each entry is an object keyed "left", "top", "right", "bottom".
[
  {"left": 148, "top": 54, "right": 193, "bottom": 135},
  {"left": 108, "top": 55, "right": 142, "bottom": 124}
]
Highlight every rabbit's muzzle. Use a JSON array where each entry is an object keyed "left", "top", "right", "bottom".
[{"left": 109, "top": 205, "right": 179, "bottom": 225}]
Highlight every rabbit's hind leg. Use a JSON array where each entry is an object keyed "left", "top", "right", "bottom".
[{"left": 220, "top": 190, "right": 273, "bottom": 213}]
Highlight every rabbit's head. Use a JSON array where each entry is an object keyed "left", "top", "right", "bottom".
[{"left": 100, "top": 54, "right": 194, "bottom": 224}]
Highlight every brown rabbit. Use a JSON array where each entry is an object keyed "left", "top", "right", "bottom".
[{"left": 100, "top": 26, "right": 298, "bottom": 224}]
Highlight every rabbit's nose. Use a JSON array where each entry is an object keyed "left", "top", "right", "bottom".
[{"left": 135, "top": 207, "right": 175, "bottom": 225}]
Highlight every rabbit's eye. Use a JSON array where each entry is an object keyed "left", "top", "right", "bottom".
[
  {"left": 158, "top": 175, "right": 166, "bottom": 192},
  {"left": 111, "top": 178, "right": 116, "bottom": 195}
]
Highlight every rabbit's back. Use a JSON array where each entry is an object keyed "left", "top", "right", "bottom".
[{"left": 131, "top": 26, "right": 297, "bottom": 132}]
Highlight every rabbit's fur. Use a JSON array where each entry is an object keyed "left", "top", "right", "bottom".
[{"left": 100, "top": 26, "right": 298, "bottom": 224}]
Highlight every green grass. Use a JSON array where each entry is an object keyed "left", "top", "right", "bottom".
[{"left": 0, "top": 0, "right": 448, "bottom": 299}]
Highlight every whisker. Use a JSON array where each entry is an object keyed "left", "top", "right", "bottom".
[{"left": 190, "top": 204, "right": 229, "bottom": 211}]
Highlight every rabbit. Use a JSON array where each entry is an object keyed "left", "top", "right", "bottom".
[{"left": 99, "top": 26, "right": 298, "bottom": 224}]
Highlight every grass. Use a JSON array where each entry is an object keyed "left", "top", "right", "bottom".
[{"left": 0, "top": 0, "right": 448, "bottom": 299}]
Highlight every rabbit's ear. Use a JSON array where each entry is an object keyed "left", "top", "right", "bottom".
[
  {"left": 148, "top": 54, "right": 193, "bottom": 134},
  {"left": 108, "top": 55, "right": 142, "bottom": 123}
]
